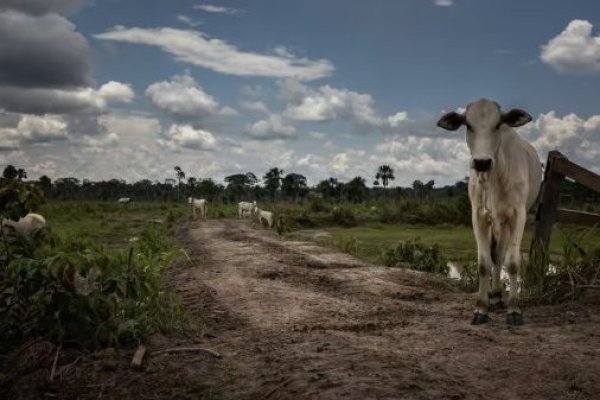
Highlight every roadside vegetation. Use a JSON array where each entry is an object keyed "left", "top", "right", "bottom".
[{"left": 0, "top": 167, "right": 199, "bottom": 395}]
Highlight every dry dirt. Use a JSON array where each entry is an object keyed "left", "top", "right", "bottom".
[{"left": 10, "top": 219, "right": 600, "bottom": 399}]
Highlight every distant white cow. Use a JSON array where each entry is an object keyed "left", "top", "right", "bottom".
[
  {"left": 188, "top": 197, "right": 207, "bottom": 220},
  {"left": 255, "top": 208, "right": 274, "bottom": 228},
  {"left": 437, "top": 98, "right": 542, "bottom": 326},
  {"left": 118, "top": 197, "right": 131, "bottom": 203},
  {"left": 238, "top": 201, "right": 256, "bottom": 219},
  {"left": 2, "top": 213, "right": 46, "bottom": 236}
]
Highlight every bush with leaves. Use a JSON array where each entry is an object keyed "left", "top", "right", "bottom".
[
  {"left": 382, "top": 238, "right": 448, "bottom": 275},
  {"left": 0, "top": 227, "right": 193, "bottom": 352},
  {"left": 330, "top": 206, "right": 357, "bottom": 227}
]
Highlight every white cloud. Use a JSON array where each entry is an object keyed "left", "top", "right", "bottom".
[
  {"left": 219, "top": 106, "right": 238, "bottom": 116},
  {"left": 434, "top": 0, "right": 453, "bottom": 6},
  {"left": 240, "top": 100, "right": 269, "bottom": 114},
  {"left": 520, "top": 111, "right": 600, "bottom": 164},
  {"left": 541, "top": 20, "right": 600, "bottom": 74},
  {"left": 240, "top": 84, "right": 263, "bottom": 98},
  {"left": 194, "top": 4, "right": 240, "bottom": 15},
  {"left": 98, "top": 81, "right": 134, "bottom": 103},
  {"left": 161, "top": 124, "right": 217, "bottom": 150},
  {"left": 282, "top": 81, "right": 408, "bottom": 131},
  {"left": 98, "top": 114, "right": 162, "bottom": 137},
  {"left": 284, "top": 84, "right": 383, "bottom": 126},
  {"left": 16, "top": 114, "right": 68, "bottom": 143},
  {"left": 388, "top": 111, "right": 408, "bottom": 127},
  {"left": 177, "top": 15, "right": 202, "bottom": 27},
  {"left": 245, "top": 114, "right": 296, "bottom": 140},
  {"left": 372, "top": 135, "right": 471, "bottom": 185},
  {"left": 145, "top": 74, "right": 220, "bottom": 119},
  {"left": 95, "top": 27, "right": 334, "bottom": 81}
]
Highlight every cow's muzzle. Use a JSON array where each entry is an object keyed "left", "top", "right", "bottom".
[{"left": 472, "top": 158, "right": 492, "bottom": 172}]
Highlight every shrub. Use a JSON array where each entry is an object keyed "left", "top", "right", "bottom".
[
  {"left": 308, "top": 196, "right": 330, "bottom": 213},
  {"left": 330, "top": 206, "right": 357, "bottom": 227},
  {"left": 381, "top": 238, "right": 448, "bottom": 275},
  {"left": 0, "top": 227, "right": 195, "bottom": 352}
]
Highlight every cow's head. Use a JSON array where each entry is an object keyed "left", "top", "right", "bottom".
[{"left": 436, "top": 99, "right": 532, "bottom": 172}]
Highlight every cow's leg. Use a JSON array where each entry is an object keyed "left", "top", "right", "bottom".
[
  {"left": 192, "top": 205, "right": 197, "bottom": 220},
  {"left": 505, "top": 206, "right": 527, "bottom": 326},
  {"left": 489, "top": 222, "right": 509, "bottom": 312},
  {"left": 472, "top": 207, "right": 493, "bottom": 325}
]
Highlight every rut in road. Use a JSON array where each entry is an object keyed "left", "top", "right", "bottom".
[{"left": 170, "top": 219, "right": 600, "bottom": 400}]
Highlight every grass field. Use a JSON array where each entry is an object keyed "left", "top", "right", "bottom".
[
  {"left": 295, "top": 222, "right": 600, "bottom": 265},
  {"left": 40, "top": 201, "right": 189, "bottom": 250}
]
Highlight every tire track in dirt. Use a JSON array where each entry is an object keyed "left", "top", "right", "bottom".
[{"left": 178, "top": 219, "right": 600, "bottom": 400}]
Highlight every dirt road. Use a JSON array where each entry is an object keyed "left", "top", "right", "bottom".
[
  {"left": 20, "top": 219, "right": 599, "bottom": 399},
  {"left": 170, "top": 219, "right": 600, "bottom": 400}
]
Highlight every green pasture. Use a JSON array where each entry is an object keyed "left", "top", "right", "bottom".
[
  {"left": 40, "top": 201, "right": 190, "bottom": 250},
  {"left": 294, "top": 222, "right": 600, "bottom": 265}
]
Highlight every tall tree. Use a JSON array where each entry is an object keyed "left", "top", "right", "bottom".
[
  {"left": 263, "top": 167, "right": 283, "bottom": 201},
  {"left": 38, "top": 175, "right": 52, "bottom": 197},
  {"left": 412, "top": 179, "right": 424, "bottom": 199},
  {"left": 224, "top": 172, "right": 257, "bottom": 201},
  {"left": 174, "top": 166, "right": 185, "bottom": 202},
  {"left": 424, "top": 180, "right": 435, "bottom": 200},
  {"left": 2, "top": 165, "right": 18, "bottom": 181},
  {"left": 281, "top": 173, "right": 308, "bottom": 203},
  {"left": 346, "top": 176, "right": 367, "bottom": 203},
  {"left": 316, "top": 177, "right": 342, "bottom": 202},
  {"left": 376, "top": 165, "right": 395, "bottom": 198},
  {"left": 187, "top": 176, "right": 197, "bottom": 198}
]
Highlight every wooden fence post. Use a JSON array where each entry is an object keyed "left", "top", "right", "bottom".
[{"left": 529, "top": 151, "right": 566, "bottom": 261}]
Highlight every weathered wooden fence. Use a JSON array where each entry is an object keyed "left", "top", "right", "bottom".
[{"left": 529, "top": 150, "right": 600, "bottom": 259}]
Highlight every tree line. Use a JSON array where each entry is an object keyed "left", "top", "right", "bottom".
[{"left": 2, "top": 164, "right": 597, "bottom": 205}]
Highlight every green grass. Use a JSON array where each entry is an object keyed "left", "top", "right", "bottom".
[
  {"left": 40, "top": 201, "right": 189, "bottom": 250},
  {"left": 298, "top": 222, "right": 600, "bottom": 265}
]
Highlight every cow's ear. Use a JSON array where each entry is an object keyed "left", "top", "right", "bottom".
[
  {"left": 502, "top": 109, "right": 532, "bottom": 127},
  {"left": 437, "top": 112, "right": 465, "bottom": 131}
]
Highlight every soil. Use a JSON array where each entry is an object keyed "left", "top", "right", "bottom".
[{"left": 8, "top": 219, "right": 600, "bottom": 399}]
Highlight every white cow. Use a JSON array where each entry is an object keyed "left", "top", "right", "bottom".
[
  {"left": 437, "top": 99, "right": 542, "bottom": 326},
  {"left": 118, "top": 197, "right": 131, "bottom": 203},
  {"left": 238, "top": 201, "right": 256, "bottom": 219},
  {"left": 188, "top": 197, "right": 207, "bottom": 220},
  {"left": 2, "top": 213, "right": 46, "bottom": 236},
  {"left": 255, "top": 208, "right": 274, "bottom": 228}
]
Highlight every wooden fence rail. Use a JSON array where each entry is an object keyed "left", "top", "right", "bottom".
[{"left": 530, "top": 150, "right": 600, "bottom": 259}]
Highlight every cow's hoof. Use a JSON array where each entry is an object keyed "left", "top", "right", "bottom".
[
  {"left": 471, "top": 312, "right": 490, "bottom": 325},
  {"left": 506, "top": 312, "right": 523, "bottom": 326},
  {"left": 488, "top": 300, "right": 506, "bottom": 312}
]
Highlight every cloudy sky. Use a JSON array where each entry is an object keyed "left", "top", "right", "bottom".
[{"left": 1, "top": 0, "right": 600, "bottom": 186}]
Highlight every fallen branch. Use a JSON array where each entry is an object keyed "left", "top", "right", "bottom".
[
  {"left": 49, "top": 343, "right": 62, "bottom": 382},
  {"left": 152, "top": 347, "right": 222, "bottom": 359}
]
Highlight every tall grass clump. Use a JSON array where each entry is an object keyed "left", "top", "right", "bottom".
[
  {"left": 381, "top": 238, "right": 448, "bottom": 275},
  {"left": 523, "top": 225, "right": 600, "bottom": 303}
]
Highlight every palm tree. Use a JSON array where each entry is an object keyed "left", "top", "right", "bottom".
[
  {"left": 263, "top": 167, "right": 283, "bottom": 201},
  {"left": 174, "top": 166, "right": 185, "bottom": 202},
  {"left": 187, "top": 176, "right": 197, "bottom": 198},
  {"left": 376, "top": 165, "right": 395, "bottom": 198}
]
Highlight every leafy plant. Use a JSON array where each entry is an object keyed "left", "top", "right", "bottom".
[{"left": 381, "top": 238, "right": 448, "bottom": 275}]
